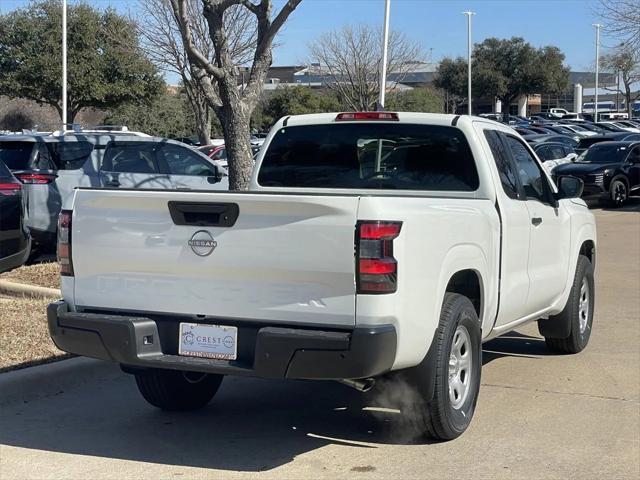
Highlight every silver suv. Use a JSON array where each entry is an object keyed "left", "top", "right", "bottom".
[{"left": 0, "top": 132, "right": 227, "bottom": 254}]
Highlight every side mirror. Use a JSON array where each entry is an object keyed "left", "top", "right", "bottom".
[
  {"left": 206, "top": 165, "right": 223, "bottom": 184},
  {"left": 567, "top": 153, "right": 578, "bottom": 162},
  {"left": 556, "top": 175, "right": 584, "bottom": 200}
]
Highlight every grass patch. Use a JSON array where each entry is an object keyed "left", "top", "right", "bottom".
[
  {"left": 0, "top": 262, "right": 60, "bottom": 289},
  {"left": 0, "top": 296, "right": 68, "bottom": 372}
]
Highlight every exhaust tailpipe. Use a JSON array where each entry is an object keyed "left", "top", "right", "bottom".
[{"left": 338, "top": 378, "right": 376, "bottom": 392}]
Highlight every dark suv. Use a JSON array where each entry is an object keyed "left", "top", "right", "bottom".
[
  {"left": 553, "top": 141, "right": 640, "bottom": 207},
  {"left": 0, "top": 159, "right": 30, "bottom": 272}
]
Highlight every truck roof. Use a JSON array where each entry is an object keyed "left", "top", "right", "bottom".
[{"left": 281, "top": 112, "right": 487, "bottom": 128}]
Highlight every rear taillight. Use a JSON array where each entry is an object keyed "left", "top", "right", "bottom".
[
  {"left": 0, "top": 181, "right": 21, "bottom": 196},
  {"left": 356, "top": 221, "right": 402, "bottom": 294},
  {"left": 58, "top": 210, "right": 74, "bottom": 276},
  {"left": 14, "top": 172, "right": 57, "bottom": 184}
]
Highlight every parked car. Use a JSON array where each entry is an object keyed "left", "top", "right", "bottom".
[
  {"left": 614, "top": 121, "right": 640, "bottom": 132},
  {"left": 524, "top": 134, "right": 579, "bottom": 148},
  {"left": 49, "top": 112, "right": 597, "bottom": 441},
  {"left": 539, "top": 125, "right": 581, "bottom": 141},
  {"left": 554, "top": 141, "right": 640, "bottom": 207},
  {"left": 198, "top": 144, "right": 228, "bottom": 169},
  {"left": 530, "top": 113, "right": 557, "bottom": 121},
  {"left": 563, "top": 121, "right": 605, "bottom": 134},
  {"left": 531, "top": 142, "right": 577, "bottom": 173},
  {"left": 575, "top": 133, "right": 640, "bottom": 154},
  {"left": 597, "top": 121, "right": 640, "bottom": 133},
  {"left": 547, "top": 108, "right": 572, "bottom": 118},
  {"left": 558, "top": 124, "right": 598, "bottom": 137},
  {"left": 0, "top": 159, "right": 30, "bottom": 273},
  {"left": 514, "top": 127, "right": 536, "bottom": 136},
  {"left": 594, "top": 122, "right": 627, "bottom": 133},
  {"left": 0, "top": 133, "right": 227, "bottom": 254},
  {"left": 528, "top": 126, "right": 557, "bottom": 134}
]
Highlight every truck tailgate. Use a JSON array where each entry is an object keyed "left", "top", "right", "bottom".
[{"left": 70, "top": 189, "right": 359, "bottom": 327}]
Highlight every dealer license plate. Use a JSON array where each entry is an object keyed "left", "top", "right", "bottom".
[{"left": 178, "top": 323, "right": 238, "bottom": 360}]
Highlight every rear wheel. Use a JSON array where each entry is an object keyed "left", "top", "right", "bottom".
[
  {"left": 406, "top": 293, "right": 482, "bottom": 441},
  {"left": 134, "top": 369, "right": 224, "bottom": 411},
  {"left": 540, "top": 255, "right": 594, "bottom": 354}
]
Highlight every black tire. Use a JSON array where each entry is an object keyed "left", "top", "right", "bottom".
[
  {"left": 407, "top": 293, "right": 482, "bottom": 441},
  {"left": 542, "top": 255, "right": 594, "bottom": 354},
  {"left": 608, "top": 177, "right": 628, "bottom": 208},
  {"left": 134, "top": 369, "right": 224, "bottom": 411}
]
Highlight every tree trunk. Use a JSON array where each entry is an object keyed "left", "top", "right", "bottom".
[
  {"left": 625, "top": 83, "right": 633, "bottom": 118},
  {"left": 195, "top": 104, "right": 212, "bottom": 145},
  {"left": 216, "top": 76, "right": 253, "bottom": 190},
  {"left": 220, "top": 107, "right": 253, "bottom": 190}
]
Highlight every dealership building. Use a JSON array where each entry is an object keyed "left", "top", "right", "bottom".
[{"left": 259, "top": 62, "right": 621, "bottom": 115}]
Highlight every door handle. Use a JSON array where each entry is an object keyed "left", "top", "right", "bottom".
[{"left": 531, "top": 217, "right": 543, "bottom": 226}]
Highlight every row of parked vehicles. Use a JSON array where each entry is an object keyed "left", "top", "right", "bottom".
[
  {"left": 489, "top": 114, "right": 640, "bottom": 208},
  {"left": 0, "top": 127, "right": 230, "bottom": 273}
]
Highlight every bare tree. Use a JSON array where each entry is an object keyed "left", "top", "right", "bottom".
[
  {"left": 602, "top": 45, "right": 640, "bottom": 117},
  {"left": 308, "top": 25, "right": 423, "bottom": 111},
  {"left": 598, "top": 0, "right": 640, "bottom": 49},
  {"left": 169, "top": 0, "right": 302, "bottom": 190},
  {"left": 140, "top": 0, "right": 256, "bottom": 144}
]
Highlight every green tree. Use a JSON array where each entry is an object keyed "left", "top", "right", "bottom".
[
  {"left": 259, "top": 86, "right": 340, "bottom": 129},
  {"left": 472, "top": 37, "right": 569, "bottom": 115},
  {"left": 105, "top": 91, "right": 199, "bottom": 139},
  {"left": 386, "top": 86, "right": 444, "bottom": 113},
  {"left": 0, "top": 0, "right": 164, "bottom": 122},
  {"left": 433, "top": 58, "right": 469, "bottom": 113}
]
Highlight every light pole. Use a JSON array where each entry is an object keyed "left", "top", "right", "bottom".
[
  {"left": 593, "top": 23, "right": 602, "bottom": 122},
  {"left": 62, "top": 0, "right": 68, "bottom": 130},
  {"left": 463, "top": 11, "right": 475, "bottom": 115},
  {"left": 377, "top": 0, "right": 391, "bottom": 111}
]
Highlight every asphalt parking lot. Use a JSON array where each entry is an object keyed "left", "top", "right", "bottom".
[{"left": 1, "top": 201, "right": 639, "bottom": 480}]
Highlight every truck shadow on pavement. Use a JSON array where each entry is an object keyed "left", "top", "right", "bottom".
[{"left": 0, "top": 330, "right": 553, "bottom": 472}]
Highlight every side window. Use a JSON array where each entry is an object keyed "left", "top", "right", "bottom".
[
  {"left": 549, "top": 145, "right": 566, "bottom": 160},
  {"left": 503, "top": 135, "right": 547, "bottom": 202},
  {"left": 102, "top": 143, "right": 160, "bottom": 174},
  {"left": 628, "top": 146, "right": 640, "bottom": 163},
  {"left": 535, "top": 146, "right": 550, "bottom": 161},
  {"left": 211, "top": 148, "right": 226, "bottom": 161},
  {"left": 34, "top": 143, "right": 55, "bottom": 169},
  {"left": 483, "top": 130, "right": 519, "bottom": 199},
  {"left": 159, "top": 145, "right": 215, "bottom": 176}
]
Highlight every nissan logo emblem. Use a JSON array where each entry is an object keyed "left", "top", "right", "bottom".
[{"left": 188, "top": 230, "right": 217, "bottom": 256}]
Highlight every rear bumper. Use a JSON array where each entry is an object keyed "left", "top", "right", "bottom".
[
  {"left": 47, "top": 301, "right": 397, "bottom": 380},
  {"left": 0, "top": 238, "right": 30, "bottom": 274}
]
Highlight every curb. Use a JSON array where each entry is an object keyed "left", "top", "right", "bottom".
[{"left": 0, "top": 279, "right": 61, "bottom": 299}]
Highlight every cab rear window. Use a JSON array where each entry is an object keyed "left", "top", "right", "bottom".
[{"left": 257, "top": 123, "right": 479, "bottom": 191}]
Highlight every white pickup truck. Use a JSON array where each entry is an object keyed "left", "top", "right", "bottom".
[{"left": 48, "top": 112, "right": 597, "bottom": 440}]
